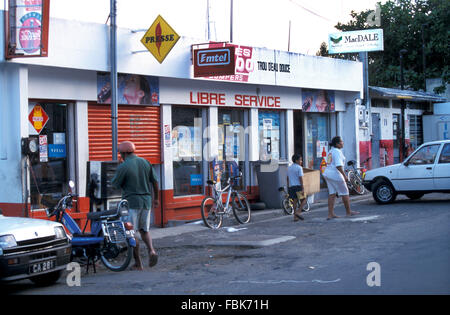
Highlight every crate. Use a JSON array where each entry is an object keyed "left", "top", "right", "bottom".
[{"left": 303, "top": 168, "right": 320, "bottom": 195}]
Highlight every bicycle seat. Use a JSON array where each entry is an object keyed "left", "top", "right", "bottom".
[
  {"left": 278, "top": 187, "right": 285, "bottom": 192},
  {"left": 207, "top": 180, "right": 216, "bottom": 185},
  {"left": 347, "top": 160, "right": 356, "bottom": 166},
  {"left": 87, "top": 209, "right": 119, "bottom": 221}
]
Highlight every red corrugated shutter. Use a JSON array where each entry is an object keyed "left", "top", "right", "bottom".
[{"left": 88, "top": 104, "right": 161, "bottom": 164}]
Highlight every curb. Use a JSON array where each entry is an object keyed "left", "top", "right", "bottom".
[{"left": 150, "top": 193, "right": 373, "bottom": 240}]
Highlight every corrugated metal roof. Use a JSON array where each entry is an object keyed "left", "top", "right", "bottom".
[{"left": 369, "top": 86, "right": 447, "bottom": 102}]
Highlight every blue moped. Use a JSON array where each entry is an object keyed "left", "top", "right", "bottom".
[{"left": 46, "top": 181, "right": 136, "bottom": 273}]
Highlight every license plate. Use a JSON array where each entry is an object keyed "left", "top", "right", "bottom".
[{"left": 29, "top": 259, "right": 56, "bottom": 274}]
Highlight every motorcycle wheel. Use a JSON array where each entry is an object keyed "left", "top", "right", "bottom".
[{"left": 100, "top": 239, "right": 133, "bottom": 272}]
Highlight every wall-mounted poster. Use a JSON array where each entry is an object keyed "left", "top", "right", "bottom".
[
  {"left": 97, "top": 73, "right": 159, "bottom": 106},
  {"left": 302, "top": 89, "right": 335, "bottom": 112},
  {"left": 5, "top": 0, "right": 50, "bottom": 58}
]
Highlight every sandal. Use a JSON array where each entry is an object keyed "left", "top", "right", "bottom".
[
  {"left": 149, "top": 253, "right": 158, "bottom": 267},
  {"left": 293, "top": 213, "right": 304, "bottom": 222}
]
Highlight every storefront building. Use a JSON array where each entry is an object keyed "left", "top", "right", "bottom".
[
  {"left": 359, "top": 87, "right": 447, "bottom": 169},
  {"left": 1, "top": 14, "right": 364, "bottom": 226}
]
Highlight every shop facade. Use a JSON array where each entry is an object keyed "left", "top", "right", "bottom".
[
  {"left": 1, "top": 14, "right": 364, "bottom": 225},
  {"left": 359, "top": 87, "right": 447, "bottom": 170}
]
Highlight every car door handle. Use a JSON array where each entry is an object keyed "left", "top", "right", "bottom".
[{"left": 426, "top": 167, "right": 432, "bottom": 170}]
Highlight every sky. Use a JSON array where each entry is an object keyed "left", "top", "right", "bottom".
[{"left": 1, "top": 0, "right": 385, "bottom": 55}]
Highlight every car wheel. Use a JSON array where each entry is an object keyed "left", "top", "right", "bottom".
[{"left": 373, "top": 180, "right": 397, "bottom": 204}]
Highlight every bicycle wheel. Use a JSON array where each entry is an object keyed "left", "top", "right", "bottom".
[
  {"left": 302, "top": 199, "right": 311, "bottom": 212},
  {"left": 201, "top": 196, "right": 223, "bottom": 229},
  {"left": 232, "top": 192, "right": 251, "bottom": 224},
  {"left": 348, "top": 171, "right": 365, "bottom": 195},
  {"left": 282, "top": 197, "right": 294, "bottom": 215}
]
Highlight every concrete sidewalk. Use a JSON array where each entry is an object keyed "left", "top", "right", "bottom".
[{"left": 150, "top": 192, "right": 372, "bottom": 240}]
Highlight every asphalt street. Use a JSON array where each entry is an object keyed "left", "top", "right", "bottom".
[{"left": 3, "top": 192, "right": 450, "bottom": 296}]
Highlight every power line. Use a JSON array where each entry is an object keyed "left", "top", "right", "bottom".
[{"left": 288, "top": 0, "right": 335, "bottom": 23}]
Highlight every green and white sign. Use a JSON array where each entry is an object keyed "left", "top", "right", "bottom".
[{"left": 328, "top": 29, "right": 384, "bottom": 54}]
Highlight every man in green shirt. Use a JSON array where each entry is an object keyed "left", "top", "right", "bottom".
[{"left": 112, "top": 141, "right": 159, "bottom": 270}]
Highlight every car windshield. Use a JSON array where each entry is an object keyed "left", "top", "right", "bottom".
[{"left": 408, "top": 144, "right": 441, "bottom": 165}]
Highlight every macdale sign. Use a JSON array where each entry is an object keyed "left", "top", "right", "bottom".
[
  {"left": 141, "top": 15, "right": 180, "bottom": 63},
  {"left": 328, "top": 28, "right": 384, "bottom": 54},
  {"left": 193, "top": 47, "right": 236, "bottom": 77}
]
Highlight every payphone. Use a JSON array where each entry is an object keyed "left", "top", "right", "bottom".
[{"left": 86, "top": 161, "right": 122, "bottom": 211}]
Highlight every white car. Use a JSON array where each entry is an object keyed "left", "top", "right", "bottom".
[
  {"left": 0, "top": 211, "right": 71, "bottom": 285},
  {"left": 363, "top": 140, "right": 450, "bottom": 204}
]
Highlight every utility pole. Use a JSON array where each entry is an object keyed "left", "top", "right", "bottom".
[
  {"left": 399, "top": 49, "right": 408, "bottom": 161},
  {"left": 288, "top": 20, "right": 291, "bottom": 52},
  {"left": 230, "top": 0, "right": 233, "bottom": 43},
  {"left": 110, "top": 0, "right": 118, "bottom": 160},
  {"left": 421, "top": 23, "right": 428, "bottom": 91}
]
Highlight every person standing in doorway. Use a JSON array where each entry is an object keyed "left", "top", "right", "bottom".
[
  {"left": 287, "top": 154, "right": 307, "bottom": 222},
  {"left": 112, "top": 141, "right": 159, "bottom": 270},
  {"left": 322, "top": 136, "right": 359, "bottom": 220}
]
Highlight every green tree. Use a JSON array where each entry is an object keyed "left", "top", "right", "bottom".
[{"left": 317, "top": 0, "right": 449, "bottom": 93}]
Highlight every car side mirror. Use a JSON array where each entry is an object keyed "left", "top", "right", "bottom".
[{"left": 404, "top": 161, "right": 410, "bottom": 167}]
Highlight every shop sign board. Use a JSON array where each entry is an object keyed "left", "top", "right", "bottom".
[
  {"left": 28, "top": 104, "right": 49, "bottom": 134},
  {"left": 328, "top": 29, "right": 384, "bottom": 54},
  {"left": 160, "top": 78, "right": 302, "bottom": 110},
  {"left": 48, "top": 144, "right": 66, "bottom": 158},
  {"left": 193, "top": 47, "right": 235, "bottom": 77},
  {"left": 197, "top": 43, "right": 362, "bottom": 97},
  {"left": 5, "top": 0, "right": 50, "bottom": 58},
  {"left": 140, "top": 15, "right": 180, "bottom": 64}
]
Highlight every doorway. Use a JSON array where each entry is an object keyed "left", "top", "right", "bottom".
[
  {"left": 293, "top": 110, "right": 303, "bottom": 158},
  {"left": 28, "top": 102, "right": 69, "bottom": 210},
  {"left": 371, "top": 113, "right": 381, "bottom": 168}
]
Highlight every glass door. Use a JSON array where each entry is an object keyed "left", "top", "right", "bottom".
[
  {"left": 218, "top": 108, "right": 246, "bottom": 190},
  {"left": 28, "top": 102, "right": 69, "bottom": 210}
]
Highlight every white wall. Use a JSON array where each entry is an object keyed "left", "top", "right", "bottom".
[
  {"left": 28, "top": 66, "right": 97, "bottom": 101},
  {"left": 1, "top": 13, "right": 363, "bottom": 95},
  {"left": 0, "top": 63, "right": 29, "bottom": 204}
]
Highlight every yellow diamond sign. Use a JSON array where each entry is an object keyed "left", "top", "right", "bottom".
[{"left": 141, "top": 15, "right": 180, "bottom": 64}]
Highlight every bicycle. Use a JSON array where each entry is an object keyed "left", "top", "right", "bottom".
[
  {"left": 278, "top": 186, "right": 310, "bottom": 215},
  {"left": 345, "top": 158, "right": 369, "bottom": 195},
  {"left": 201, "top": 173, "right": 251, "bottom": 229}
]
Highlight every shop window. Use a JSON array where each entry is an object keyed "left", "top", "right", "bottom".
[
  {"left": 306, "top": 114, "right": 330, "bottom": 178},
  {"left": 172, "top": 107, "right": 203, "bottom": 196},
  {"left": 258, "top": 111, "right": 283, "bottom": 161},
  {"left": 408, "top": 114, "right": 423, "bottom": 151},
  {"left": 217, "top": 109, "right": 246, "bottom": 190},
  {"left": 28, "top": 102, "right": 69, "bottom": 210}
]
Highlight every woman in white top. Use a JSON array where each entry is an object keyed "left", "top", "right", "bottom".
[{"left": 323, "top": 136, "right": 359, "bottom": 219}]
